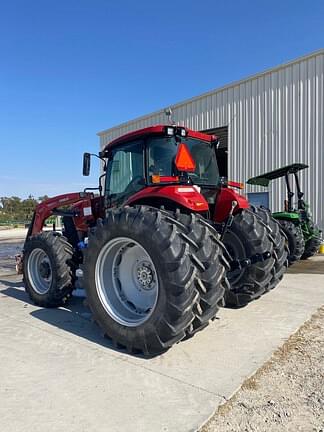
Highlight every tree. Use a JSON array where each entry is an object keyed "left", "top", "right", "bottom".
[{"left": 0, "top": 195, "right": 40, "bottom": 223}]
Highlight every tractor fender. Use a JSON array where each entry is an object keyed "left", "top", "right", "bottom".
[
  {"left": 126, "top": 185, "right": 209, "bottom": 213},
  {"left": 214, "top": 187, "right": 249, "bottom": 223}
]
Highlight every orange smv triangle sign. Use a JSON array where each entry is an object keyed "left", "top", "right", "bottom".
[{"left": 175, "top": 143, "right": 196, "bottom": 172}]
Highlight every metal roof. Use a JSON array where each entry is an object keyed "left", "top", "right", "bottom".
[
  {"left": 247, "top": 163, "right": 309, "bottom": 187},
  {"left": 97, "top": 49, "right": 324, "bottom": 137}
]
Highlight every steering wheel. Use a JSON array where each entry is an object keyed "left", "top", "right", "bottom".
[{"left": 124, "top": 176, "right": 144, "bottom": 195}]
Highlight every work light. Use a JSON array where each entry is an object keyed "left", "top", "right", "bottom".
[
  {"left": 165, "top": 126, "right": 175, "bottom": 136},
  {"left": 178, "top": 128, "right": 187, "bottom": 137}
]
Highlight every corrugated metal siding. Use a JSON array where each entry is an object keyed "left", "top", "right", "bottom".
[{"left": 99, "top": 50, "right": 324, "bottom": 229}]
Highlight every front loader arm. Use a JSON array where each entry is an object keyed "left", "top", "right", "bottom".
[
  {"left": 16, "top": 192, "right": 94, "bottom": 275},
  {"left": 29, "top": 192, "right": 94, "bottom": 237}
]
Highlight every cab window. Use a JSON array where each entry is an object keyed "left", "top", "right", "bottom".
[{"left": 106, "top": 140, "right": 144, "bottom": 201}]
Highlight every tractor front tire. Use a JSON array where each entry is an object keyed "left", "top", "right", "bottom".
[
  {"left": 23, "top": 232, "right": 75, "bottom": 307},
  {"left": 83, "top": 206, "right": 227, "bottom": 355},
  {"left": 222, "top": 209, "right": 275, "bottom": 307},
  {"left": 278, "top": 220, "right": 305, "bottom": 264},
  {"left": 252, "top": 206, "right": 288, "bottom": 290}
]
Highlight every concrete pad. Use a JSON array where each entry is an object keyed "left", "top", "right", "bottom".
[
  {"left": 122, "top": 270, "right": 324, "bottom": 398},
  {"left": 0, "top": 256, "right": 324, "bottom": 432},
  {"left": 0, "top": 228, "right": 27, "bottom": 241},
  {"left": 0, "top": 279, "right": 221, "bottom": 432},
  {"left": 0, "top": 311, "right": 220, "bottom": 432}
]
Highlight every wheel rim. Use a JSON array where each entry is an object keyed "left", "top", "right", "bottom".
[
  {"left": 95, "top": 237, "right": 159, "bottom": 327},
  {"left": 27, "top": 248, "right": 52, "bottom": 295},
  {"left": 223, "top": 231, "right": 247, "bottom": 285}
]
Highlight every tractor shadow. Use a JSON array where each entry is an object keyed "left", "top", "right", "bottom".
[
  {"left": 0, "top": 278, "right": 153, "bottom": 360},
  {"left": 286, "top": 255, "right": 324, "bottom": 275}
]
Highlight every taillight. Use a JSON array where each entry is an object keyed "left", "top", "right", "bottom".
[{"left": 151, "top": 175, "right": 179, "bottom": 183}]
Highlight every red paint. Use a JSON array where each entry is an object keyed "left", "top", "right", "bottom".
[
  {"left": 105, "top": 125, "right": 217, "bottom": 151},
  {"left": 175, "top": 143, "right": 196, "bottom": 172},
  {"left": 71, "top": 198, "right": 96, "bottom": 232},
  {"left": 126, "top": 185, "right": 209, "bottom": 212},
  {"left": 31, "top": 192, "right": 94, "bottom": 235},
  {"left": 227, "top": 180, "right": 244, "bottom": 189},
  {"left": 187, "top": 129, "right": 217, "bottom": 142},
  {"left": 214, "top": 187, "right": 249, "bottom": 223}
]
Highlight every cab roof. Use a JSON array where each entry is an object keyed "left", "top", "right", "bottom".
[
  {"left": 103, "top": 125, "right": 217, "bottom": 152},
  {"left": 247, "top": 163, "right": 309, "bottom": 187}
]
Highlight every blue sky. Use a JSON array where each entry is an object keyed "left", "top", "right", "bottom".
[{"left": 0, "top": 0, "right": 323, "bottom": 198}]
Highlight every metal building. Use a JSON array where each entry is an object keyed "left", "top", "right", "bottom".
[{"left": 98, "top": 49, "right": 324, "bottom": 229}]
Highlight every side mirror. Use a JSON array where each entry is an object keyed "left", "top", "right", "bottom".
[{"left": 83, "top": 153, "right": 91, "bottom": 176}]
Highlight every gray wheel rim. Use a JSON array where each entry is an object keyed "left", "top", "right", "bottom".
[
  {"left": 27, "top": 248, "right": 52, "bottom": 295},
  {"left": 95, "top": 237, "right": 159, "bottom": 327}
]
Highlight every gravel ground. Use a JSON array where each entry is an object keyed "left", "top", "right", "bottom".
[{"left": 201, "top": 306, "right": 324, "bottom": 432}]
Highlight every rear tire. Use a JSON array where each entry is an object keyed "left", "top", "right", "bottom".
[
  {"left": 301, "top": 236, "right": 321, "bottom": 259},
  {"left": 252, "top": 206, "right": 288, "bottom": 290},
  {"left": 171, "top": 211, "right": 229, "bottom": 336},
  {"left": 23, "top": 232, "right": 75, "bottom": 307},
  {"left": 83, "top": 206, "right": 227, "bottom": 355},
  {"left": 222, "top": 209, "right": 275, "bottom": 307},
  {"left": 278, "top": 220, "right": 305, "bottom": 264}
]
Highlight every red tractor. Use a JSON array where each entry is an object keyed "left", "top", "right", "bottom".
[{"left": 20, "top": 125, "right": 287, "bottom": 355}]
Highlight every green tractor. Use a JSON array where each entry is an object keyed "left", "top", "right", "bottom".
[{"left": 247, "top": 163, "right": 322, "bottom": 264}]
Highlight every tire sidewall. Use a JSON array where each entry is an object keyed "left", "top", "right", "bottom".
[
  {"left": 281, "top": 223, "right": 298, "bottom": 252},
  {"left": 84, "top": 219, "right": 174, "bottom": 345},
  {"left": 278, "top": 220, "right": 304, "bottom": 262},
  {"left": 23, "top": 234, "right": 67, "bottom": 305},
  {"left": 222, "top": 209, "right": 274, "bottom": 292},
  {"left": 222, "top": 227, "right": 248, "bottom": 284}
]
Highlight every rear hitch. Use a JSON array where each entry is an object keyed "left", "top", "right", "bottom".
[{"left": 229, "top": 251, "right": 272, "bottom": 271}]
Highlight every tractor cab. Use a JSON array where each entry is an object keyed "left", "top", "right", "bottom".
[
  {"left": 99, "top": 125, "right": 221, "bottom": 214},
  {"left": 83, "top": 124, "right": 249, "bottom": 222}
]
